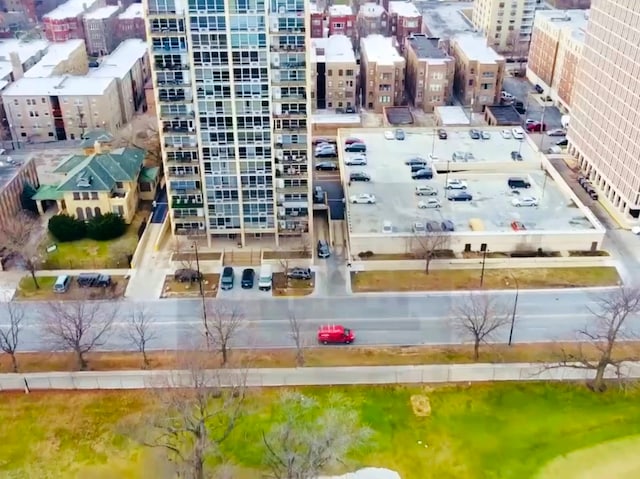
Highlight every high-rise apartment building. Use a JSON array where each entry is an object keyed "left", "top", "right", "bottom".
[
  {"left": 568, "top": 0, "right": 640, "bottom": 221},
  {"left": 146, "top": 0, "right": 312, "bottom": 246},
  {"left": 471, "top": 0, "right": 536, "bottom": 53}
]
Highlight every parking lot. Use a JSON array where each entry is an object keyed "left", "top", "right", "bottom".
[{"left": 340, "top": 130, "right": 597, "bottom": 235}]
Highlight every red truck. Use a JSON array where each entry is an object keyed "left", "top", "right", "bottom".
[{"left": 317, "top": 324, "right": 355, "bottom": 344}]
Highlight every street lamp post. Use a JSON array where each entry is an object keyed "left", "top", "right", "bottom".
[
  {"left": 431, "top": 127, "right": 436, "bottom": 158},
  {"left": 508, "top": 273, "right": 519, "bottom": 346},
  {"left": 480, "top": 248, "right": 488, "bottom": 287}
]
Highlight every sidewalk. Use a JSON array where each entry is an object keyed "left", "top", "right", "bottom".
[
  {"left": 125, "top": 223, "right": 172, "bottom": 300},
  {"left": 1, "top": 362, "right": 638, "bottom": 391}
]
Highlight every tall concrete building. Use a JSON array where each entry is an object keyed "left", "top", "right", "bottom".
[
  {"left": 146, "top": 0, "right": 312, "bottom": 246},
  {"left": 568, "top": 0, "right": 640, "bottom": 221},
  {"left": 471, "top": 0, "right": 536, "bottom": 53}
]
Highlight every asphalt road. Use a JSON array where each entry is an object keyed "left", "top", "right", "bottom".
[{"left": 6, "top": 288, "right": 633, "bottom": 352}]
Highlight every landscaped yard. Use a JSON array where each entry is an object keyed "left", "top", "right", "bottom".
[
  {"left": 273, "top": 272, "right": 314, "bottom": 297},
  {"left": 39, "top": 210, "right": 148, "bottom": 270},
  {"left": 2, "top": 383, "right": 640, "bottom": 478},
  {"left": 351, "top": 267, "right": 621, "bottom": 292},
  {"left": 14, "top": 275, "right": 129, "bottom": 300},
  {"left": 161, "top": 273, "right": 219, "bottom": 298}
]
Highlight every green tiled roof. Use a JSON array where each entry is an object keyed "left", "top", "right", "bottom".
[
  {"left": 56, "top": 147, "right": 145, "bottom": 192},
  {"left": 79, "top": 129, "right": 114, "bottom": 148},
  {"left": 31, "top": 184, "right": 64, "bottom": 201},
  {"left": 140, "top": 166, "right": 160, "bottom": 183}
]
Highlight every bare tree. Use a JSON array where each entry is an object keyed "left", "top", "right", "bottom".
[
  {"left": 115, "top": 121, "right": 161, "bottom": 166},
  {"left": 454, "top": 293, "right": 510, "bottom": 360},
  {"left": 41, "top": 298, "right": 118, "bottom": 370},
  {"left": 288, "top": 309, "right": 307, "bottom": 367},
  {"left": 262, "top": 391, "right": 373, "bottom": 479},
  {"left": 0, "top": 301, "right": 24, "bottom": 372},
  {"left": 553, "top": 286, "right": 640, "bottom": 392},
  {"left": 279, "top": 257, "right": 292, "bottom": 288},
  {"left": 124, "top": 305, "right": 157, "bottom": 369},
  {"left": 412, "top": 232, "right": 451, "bottom": 275},
  {"left": 0, "top": 212, "right": 41, "bottom": 289},
  {"left": 203, "top": 301, "right": 245, "bottom": 365},
  {"left": 172, "top": 237, "right": 196, "bottom": 271},
  {"left": 138, "top": 357, "right": 248, "bottom": 479}
]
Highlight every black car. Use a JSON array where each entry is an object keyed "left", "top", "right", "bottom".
[
  {"left": 345, "top": 142, "right": 366, "bottom": 153},
  {"left": 511, "top": 151, "right": 523, "bottom": 161},
  {"left": 77, "top": 273, "right": 111, "bottom": 288},
  {"left": 221, "top": 266, "right": 234, "bottom": 290},
  {"left": 405, "top": 157, "right": 427, "bottom": 166},
  {"left": 410, "top": 163, "right": 428, "bottom": 173},
  {"left": 535, "top": 84, "right": 544, "bottom": 94},
  {"left": 557, "top": 139, "right": 568, "bottom": 146},
  {"left": 345, "top": 106, "right": 356, "bottom": 113},
  {"left": 412, "top": 169, "right": 433, "bottom": 180},
  {"left": 313, "top": 186, "right": 325, "bottom": 203},
  {"left": 395, "top": 129, "right": 405, "bottom": 140},
  {"left": 174, "top": 268, "right": 202, "bottom": 283},
  {"left": 447, "top": 191, "right": 473, "bottom": 201},
  {"left": 315, "top": 161, "right": 338, "bottom": 171},
  {"left": 438, "top": 129, "right": 447, "bottom": 139},
  {"left": 469, "top": 129, "right": 481, "bottom": 140},
  {"left": 349, "top": 172, "right": 371, "bottom": 182},
  {"left": 241, "top": 268, "right": 255, "bottom": 289},
  {"left": 287, "top": 267, "right": 312, "bottom": 280},
  {"left": 315, "top": 150, "right": 337, "bottom": 158},
  {"left": 515, "top": 105, "right": 527, "bottom": 114},
  {"left": 317, "top": 240, "right": 331, "bottom": 258}
]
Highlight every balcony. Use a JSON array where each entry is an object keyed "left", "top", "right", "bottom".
[
  {"left": 276, "top": 169, "right": 307, "bottom": 179},
  {"left": 270, "top": 44, "right": 305, "bottom": 53},
  {"left": 275, "top": 141, "right": 307, "bottom": 150},
  {"left": 158, "top": 95, "right": 190, "bottom": 103},
  {"left": 163, "top": 125, "right": 193, "bottom": 133},
  {"left": 278, "top": 184, "right": 308, "bottom": 194},
  {"left": 147, "top": 9, "right": 183, "bottom": 17},
  {"left": 157, "top": 78, "right": 191, "bottom": 87},
  {"left": 164, "top": 143, "right": 197, "bottom": 151},
  {"left": 160, "top": 110, "right": 195, "bottom": 120},
  {"left": 276, "top": 153, "right": 308, "bottom": 164},
  {"left": 150, "top": 28, "right": 185, "bottom": 36},
  {"left": 273, "top": 110, "right": 307, "bottom": 118},
  {"left": 152, "top": 44, "right": 187, "bottom": 54},
  {"left": 172, "top": 198, "right": 204, "bottom": 208},
  {"left": 154, "top": 63, "right": 188, "bottom": 71},
  {"left": 166, "top": 156, "right": 198, "bottom": 165}
]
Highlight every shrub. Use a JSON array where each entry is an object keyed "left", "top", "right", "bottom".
[
  {"left": 48, "top": 214, "right": 86, "bottom": 242},
  {"left": 86, "top": 213, "right": 127, "bottom": 241},
  {"left": 358, "top": 251, "right": 374, "bottom": 259}
]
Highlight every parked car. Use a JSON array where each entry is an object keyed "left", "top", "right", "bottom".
[
  {"left": 511, "top": 151, "right": 523, "bottom": 161},
  {"left": 410, "top": 163, "right": 428, "bottom": 173},
  {"left": 446, "top": 179, "right": 468, "bottom": 190},
  {"left": 557, "top": 139, "right": 568, "bottom": 146},
  {"left": 508, "top": 177, "right": 531, "bottom": 189},
  {"left": 447, "top": 191, "right": 473, "bottom": 201},
  {"left": 345, "top": 142, "right": 366, "bottom": 152},
  {"left": 418, "top": 198, "right": 441, "bottom": 209},
  {"left": 288, "top": 267, "right": 312, "bottom": 280},
  {"left": 534, "top": 84, "right": 544, "bottom": 94},
  {"left": 512, "top": 127, "right": 525, "bottom": 139},
  {"left": 53, "top": 274, "right": 71, "bottom": 293},
  {"left": 77, "top": 273, "right": 111, "bottom": 288},
  {"left": 315, "top": 150, "right": 337, "bottom": 159},
  {"left": 514, "top": 104, "right": 527, "bottom": 114},
  {"left": 315, "top": 161, "right": 338, "bottom": 171},
  {"left": 526, "top": 121, "right": 546, "bottom": 132},
  {"left": 313, "top": 137, "right": 335, "bottom": 146},
  {"left": 438, "top": 128, "right": 448, "bottom": 139},
  {"left": 241, "top": 268, "right": 255, "bottom": 289},
  {"left": 350, "top": 193, "right": 376, "bottom": 204},
  {"left": 452, "top": 151, "right": 466, "bottom": 161},
  {"left": 317, "top": 324, "right": 354, "bottom": 344},
  {"left": 441, "top": 220, "right": 455, "bottom": 232},
  {"left": 412, "top": 168, "right": 433, "bottom": 180},
  {"left": 464, "top": 152, "right": 475, "bottom": 161},
  {"left": 349, "top": 172, "right": 371, "bottom": 182},
  {"left": 315, "top": 144, "right": 336, "bottom": 154},
  {"left": 220, "top": 266, "right": 234, "bottom": 290},
  {"left": 512, "top": 196, "right": 539, "bottom": 207},
  {"left": 426, "top": 220, "right": 442, "bottom": 232},
  {"left": 469, "top": 129, "right": 481, "bottom": 139},
  {"left": 501, "top": 129, "right": 513, "bottom": 139},
  {"left": 344, "top": 156, "right": 367, "bottom": 166},
  {"left": 511, "top": 221, "right": 527, "bottom": 231},
  {"left": 501, "top": 90, "right": 514, "bottom": 101},
  {"left": 344, "top": 137, "right": 363, "bottom": 145},
  {"left": 395, "top": 128, "right": 405, "bottom": 140},
  {"left": 313, "top": 186, "right": 325, "bottom": 203},
  {"left": 481, "top": 131, "right": 491, "bottom": 140},
  {"left": 174, "top": 268, "right": 202, "bottom": 283},
  {"left": 382, "top": 221, "right": 393, "bottom": 233},
  {"left": 405, "top": 157, "right": 427, "bottom": 166},
  {"left": 547, "top": 128, "right": 566, "bottom": 137},
  {"left": 384, "top": 130, "right": 394, "bottom": 140},
  {"left": 412, "top": 222, "right": 426, "bottom": 233},
  {"left": 317, "top": 240, "right": 331, "bottom": 258},
  {"left": 415, "top": 185, "right": 438, "bottom": 196},
  {"left": 547, "top": 146, "right": 562, "bottom": 154},
  {"left": 345, "top": 105, "right": 356, "bottom": 113}
]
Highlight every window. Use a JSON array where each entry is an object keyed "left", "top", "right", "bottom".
[
  {"left": 327, "top": 69, "right": 333, "bottom": 76},
  {"left": 338, "top": 69, "right": 343, "bottom": 76},
  {"left": 90, "top": 192, "right": 98, "bottom": 200},
  {"left": 73, "top": 192, "right": 80, "bottom": 200},
  {"left": 346, "top": 69, "right": 353, "bottom": 76}
]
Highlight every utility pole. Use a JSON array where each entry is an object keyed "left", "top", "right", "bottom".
[
  {"left": 193, "top": 241, "right": 209, "bottom": 347},
  {"left": 480, "top": 248, "right": 488, "bottom": 287},
  {"left": 508, "top": 273, "right": 519, "bottom": 346}
]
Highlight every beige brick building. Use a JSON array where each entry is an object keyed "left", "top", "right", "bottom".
[
  {"left": 527, "top": 9, "right": 588, "bottom": 111},
  {"left": 568, "top": 0, "right": 640, "bottom": 222},
  {"left": 472, "top": 0, "right": 536, "bottom": 54},
  {"left": 451, "top": 34, "right": 505, "bottom": 112},
  {"left": 404, "top": 34, "right": 454, "bottom": 112},
  {"left": 310, "top": 35, "right": 358, "bottom": 111},
  {"left": 357, "top": 3, "right": 389, "bottom": 38},
  {"left": 360, "top": 34, "right": 405, "bottom": 113}
]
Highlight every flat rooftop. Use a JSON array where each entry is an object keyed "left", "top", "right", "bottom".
[
  {"left": 88, "top": 39, "right": 147, "bottom": 80},
  {"left": 0, "top": 38, "right": 49, "bottom": 82},
  {"left": 406, "top": 34, "right": 448, "bottom": 60},
  {"left": 422, "top": 3, "right": 476, "bottom": 39},
  {"left": 361, "top": 34, "right": 404, "bottom": 66},
  {"left": 83, "top": 5, "right": 120, "bottom": 20},
  {"left": 328, "top": 5, "right": 352, "bottom": 16},
  {"left": 44, "top": 0, "right": 101, "bottom": 20},
  {"left": 388, "top": 1, "right": 420, "bottom": 17},
  {"left": 337, "top": 128, "right": 597, "bottom": 235},
  {"left": 359, "top": 3, "right": 385, "bottom": 18},
  {"left": 311, "top": 35, "right": 356, "bottom": 64},
  {"left": 118, "top": 3, "right": 144, "bottom": 19},
  {"left": 436, "top": 106, "right": 470, "bottom": 126},
  {"left": 23, "top": 39, "right": 85, "bottom": 78},
  {"left": 0, "top": 158, "right": 30, "bottom": 191},
  {"left": 486, "top": 105, "right": 522, "bottom": 125},
  {"left": 453, "top": 34, "right": 504, "bottom": 63},
  {"left": 536, "top": 8, "right": 589, "bottom": 32},
  {"left": 3, "top": 75, "right": 115, "bottom": 96}
]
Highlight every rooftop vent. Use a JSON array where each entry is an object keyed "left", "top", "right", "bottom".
[{"left": 76, "top": 174, "right": 92, "bottom": 188}]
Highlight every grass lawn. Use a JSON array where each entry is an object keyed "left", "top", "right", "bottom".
[
  {"left": 161, "top": 273, "right": 219, "bottom": 298},
  {"left": 40, "top": 210, "right": 147, "bottom": 270},
  {"left": 351, "top": 267, "right": 621, "bottom": 292},
  {"left": 3, "top": 383, "right": 640, "bottom": 478},
  {"left": 14, "top": 275, "right": 129, "bottom": 300},
  {"left": 273, "top": 272, "right": 314, "bottom": 297}
]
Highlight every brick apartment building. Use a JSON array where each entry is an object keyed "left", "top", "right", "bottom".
[
  {"left": 327, "top": 5, "right": 356, "bottom": 39},
  {"left": 0, "top": 158, "right": 39, "bottom": 229},
  {"left": 357, "top": 3, "right": 389, "bottom": 38},
  {"left": 117, "top": 3, "right": 145, "bottom": 42},
  {"left": 387, "top": 0, "right": 422, "bottom": 49},
  {"left": 404, "top": 34, "right": 454, "bottom": 112},
  {"left": 310, "top": 35, "right": 357, "bottom": 111},
  {"left": 43, "top": 0, "right": 104, "bottom": 43},
  {"left": 360, "top": 34, "right": 405, "bottom": 113},
  {"left": 83, "top": 5, "right": 120, "bottom": 56},
  {"left": 309, "top": 3, "right": 325, "bottom": 38}
]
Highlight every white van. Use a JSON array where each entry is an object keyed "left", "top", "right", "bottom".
[
  {"left": 258, "top": 264, "right": 273, "bottom": 291},
  {"left": 53, "top": 274, "right": 71, "bottom": 293}
]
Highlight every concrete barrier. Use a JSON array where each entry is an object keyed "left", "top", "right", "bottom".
[{"left": 2, "top": 362, "right": 640, "bottom": 391}]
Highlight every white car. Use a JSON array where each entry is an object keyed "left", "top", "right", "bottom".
[
  {"left": 418, "top": 198, "right": 441, "bottom": 209},
  {"left": 501, "top": 129, "right": 513, "bottom": 139},
  {"left": 382, "top": 221, "right": 393, "bottom": 233},
  {"left": 512, "top": 196, "right": 539, "bottom": 207},
  {"left": 350, "top": 193, "right": 376, "bottom": 204},
  {"left": 547, "top": 128, "right": 566, "bottom": 137},
  {"left": 632, "top": 226, "right": 640, "bottom": 235},
  {"left": 384, "top": 130, "right": 394, "bottom": 140},
  {"left": 345, "top": 156, "right": 367, "bottom": 166},
  {"left": 512, "top": 127, "right": 525, "bottom": 140},
  {"left": 481, "top": 131, "right": 491, "bottom": 140},
  {"left": 501, "top": 90, "right": 514, "bottom": 101},
  {"left": 446, "top": 179, "right": 468, "bottom": 190}
]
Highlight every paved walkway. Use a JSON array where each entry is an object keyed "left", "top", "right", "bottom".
[
  {"left": 125, "top": 223, "right": 172, "bottom": 300},
  {"left": 1, "top": 362, "right": 638, "bottom": 391}
]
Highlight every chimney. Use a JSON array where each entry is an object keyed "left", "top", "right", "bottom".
[
  {"left": 83, "top": 3, "right": 88, "bottom": 11},
  {"left": 94, "top": 140, "right": 102, "bottom": 153},
  {"left": 9, "top": 52, "right": 24, "bottom": 81}
]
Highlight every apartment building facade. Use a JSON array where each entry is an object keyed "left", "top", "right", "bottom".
[
  {"left": 43, "top": 0, "right": 104, "bottom": 42},
  {"left": 146, "top": 0, "right": 312, "bottom": 246},
  {"left": 451, "top": 34, "right": 505, "bottom": 112},
  {"left": 327, "top": 5, "right": 356, "bottom": 39},
  {"left": 568, "top": 0, "right": 640, "bottom": 221},
  {"left": 527, "top": 9, "right": 588, "bottom": 111},
  {"left": 357, "top": 3, "right": 389, "bottom": 38},
  {"left": 404, "top": 34, "right": 454, "bottom": 112},
  {"left": 309, "top": 3, "right": 325, "bottom": 38},
  {"left": 0, "top": 158, "right": 39, "bottom": 228},
  {"left": 471, "top": 0, "right": 536, "bottom": 54},
  {"left": 310, "top": 35, "right": 357, "bottom": 111},
  {"left": 83, "top": 5, "right": 120, "bottom": 56},
  {"left": 117, "top": 3, "right": 146, "bottom": 42},
  {"left": 360, "top": 34, "right": 405, "bottom": 113},
  {"left": 387, "top": 1, "right": 422, "bottom": 49}
]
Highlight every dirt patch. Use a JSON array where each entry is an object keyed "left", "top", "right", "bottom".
[
  {"left": 410, "top": 395, "right": 431, "bottom": 417},
  {"left": 161, "top": 274, "right": 219, "bottom": 298},
  {"left": 272, "top": 272, "right": 314, "bottom": 297}
]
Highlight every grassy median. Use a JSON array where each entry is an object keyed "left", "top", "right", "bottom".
[
  {"left": 351, "top": 267, "right": 621, "bottom": 292},
  {"left": 2, "top": 383, "right": 640, "bottom": 478}
]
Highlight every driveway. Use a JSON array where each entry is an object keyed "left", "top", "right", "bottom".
[
  {"left": 151, "top": 186, "right": 168, "bottom": 223},
  {"left": 502, "top": 77, "right": 563, "bottom": 130},
  {"left": 316, "top": 178, "right": 345, "bottom": 220}
]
